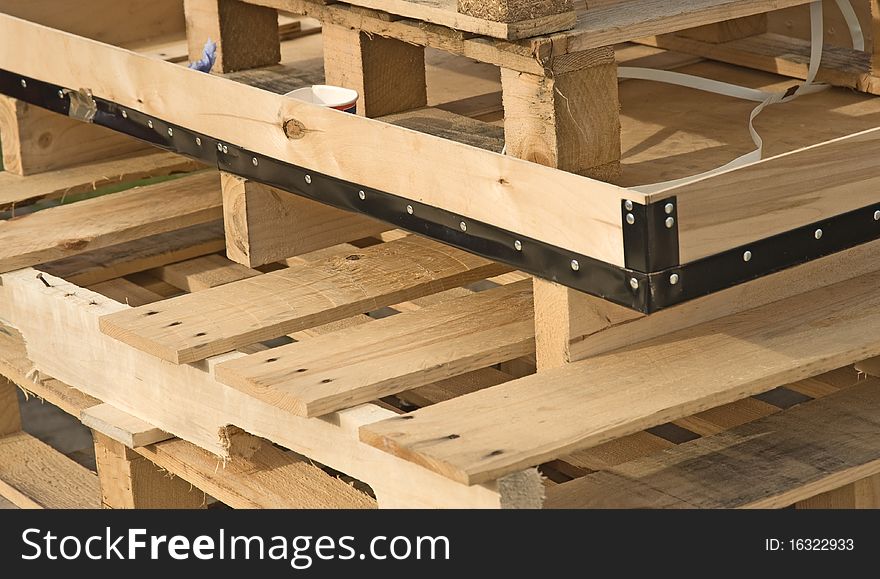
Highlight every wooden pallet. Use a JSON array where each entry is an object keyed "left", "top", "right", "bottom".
[{"left": 2, "top": 3, "right": 880, "bottom": 508}]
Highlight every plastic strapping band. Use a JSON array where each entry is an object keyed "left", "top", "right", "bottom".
[
  {"left": 624, "top": 0, "right": 836, "bottom": 193},
  {"left": 835, "top": 0, "right": 865, "bottom": 51}
]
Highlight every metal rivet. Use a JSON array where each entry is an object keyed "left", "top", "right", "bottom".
[
  {"left": 57, "top": 89, "right": 64, "bottom": 99},
  {"left": 514, "top": 240, "right": 522, "bottom": 251},
  {"left": 304, "top": 174, "right": 312, "bottom": 184},
  {"left": 252, "top": 157, "right": 259, "bottom": 167},
  {"left": 665, "top": 217, "right": 675, "bottom": 229},
  {"left": 195, "top": 137, "right": 201, "bottom": 147},
  {"left": 460, "top": 221, "right": 468, "bottom": 232},
  {"left": 222, "top": 145, "right": 228, "bottom": 154},
  {"left": 629, "top": 278, "right": 639, "bottom": 290},
  {"left": 874, "top": 210, "right": 880, "bottom": 221},
  {"left": 358, "top": 190, "right": 366, "bottom": 200},
  {"left": 626, "top": 213, "right": 635, "bottom": 225},
  {"left": 167, "top": 127, "right": 173, "bottom": 137},
  {"left": 147, "top": 120, "right": 153, "bottom": 129},
  {"left": 406, "top": 204, "right": 413, "bottom": 215},
  {"left": 814, "top": 228, "right": 823, "bottom": 240},
  {"left": 19, "top": 79, "right": 26, "bottom": 88},
  {"left": 624, "top": 200, "right": 633, "bottom": 211},
  {"left": 743, "top": 250, "right": 752, "bottom": 262},
  {"left": 570, "top": 259, "right": 580, "bottom": 271},
  {"left": 121, "top": 110, "right": 128, "bottom": 119},
  {"left": 217, "top": 143, "right": 223, "bottom": 152},
  {"left": 664, "top": 203, "right": 675, "bottom": 215},
  {"left": 669, "top": 273, "right": 679, "bottom": 285}
]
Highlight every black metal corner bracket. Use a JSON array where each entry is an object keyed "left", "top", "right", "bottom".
[{"left": 2, "top": 68, "right": 879, "bottom": 314}]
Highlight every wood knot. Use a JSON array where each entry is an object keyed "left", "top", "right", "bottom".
[
  {"left": 59, "top": 238, "right": 90, "bottom": 250},
  {"left": 283, "top": 118, "right": 306, "bottom": 140}
]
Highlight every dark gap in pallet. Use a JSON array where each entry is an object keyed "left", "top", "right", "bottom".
[
  {"left": 644, "top": 422, "right": 701, "bottom": 445},
  {"left": 752, "top": 386, "right": 813, "bottom": 410}
]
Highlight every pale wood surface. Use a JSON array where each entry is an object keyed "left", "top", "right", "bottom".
[
  {"left": 81, "top": 404, "right": 171, "bottom": 449},
  {"left": 0, "top": 151, "right": 200, "bottom": 211},
  {"left": 99, "top": 236, "right": 506, "bottom": 364},
  {"left": 184, "top": 0, "right": 281, "bottom": 73},
  {"left": 0, "top": 172, "right": 222, "bottom": 273},
  {"left": 362, "top": 268, "right": 880, "bottom": 485},
  {"left": 545, "top": 379, "right": 880, "bottom": 509},
  {"left": 215, "top": 280, "right": 534, "bottom": 417},
  {"left": 0, "top": 431, "right": 100, "bottom": 508},
  {"left": 147, "top": 253, "right": 260, "bottom": 292}
]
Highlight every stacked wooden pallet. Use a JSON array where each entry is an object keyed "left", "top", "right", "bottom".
[{"left": 1, "top": 0, "right": 880, "bottom": 509}]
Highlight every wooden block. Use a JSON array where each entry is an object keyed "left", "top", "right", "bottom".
[
  {"left": 184, "top": 0, "right": 281, "bottom": 73},
  {"left": 323, "top": 22, "right": 427, "bottom": 118},
  {"left": 82, "top": 404, "right": 172, "bottom": 449},
  {"left": 796, "top": 474, "right": 880, "bottom": 509},
  {"left": 0, "top": 95, "right": 151, "bottom": 176},
  {"left": 0, "top": 172, "right": 222, "bottom": 273},
  {"left": 362, "top": 268, "right": 880, "bottom": 485},
  {"left": 677, "top": 14, "right": 767, "bottom": 43},
  {"left": 99, "top": 236, "right": 507, "bottom": 364},
  {"left": 501, "top": 47, "right": 621, "bottom": 180},
  {"left": 457, "top": 0, "right": 573, "bottom": 22},
  {"left": 0, "top": 379, "right": 21, "bottom": 437},
  {"left": 149, "top": 253, "right": 260, "bottom": 292},
  {"left": 93, "top": 432, "right": 205, "bottom": 509},
  {"left": 0, "top": 432, "right": 100, "bottom": 509},
  {"left": 221, "top": 173, "right": 387, "bottom": 267}
]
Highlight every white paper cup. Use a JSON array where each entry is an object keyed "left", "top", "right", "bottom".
[{"left": 285, "top": 85, "right": 359, "bottom": 114}]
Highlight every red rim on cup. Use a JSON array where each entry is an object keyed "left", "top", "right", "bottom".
[{"left": 285, "top": 85, "right": 359, "bottom": 114}]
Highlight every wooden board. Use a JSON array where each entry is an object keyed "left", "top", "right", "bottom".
[
  {"left": 0, "top": 151, "right": 199, "bottom": 211},
  {"left": 214, "top": 280, "right": 534, "bottom": 417},
  {"left": 0, "top": 172, "right": 222, "bottom": 273},
  {"left": 0, "top": 14, "right": 632, "bottom": 266},
  {"left": 0, "top": 431, "right": 100, "bottom": 508},
  {"left": 361, "top": 267, "right": 880, "bottom": 485},
  {"left": 81, "top": 403, "right": 172, "bottom": 449},
  {"left": 544, "top": 379, "right": 880, "bottom": 508},
  {"left": 99, "top": 235, "right": 507, "bottom": 364}
]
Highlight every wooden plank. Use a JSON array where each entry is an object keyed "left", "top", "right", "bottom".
[
  {"left": 0, "top": 0, "right": 185, "bottom": 45},
  {"left": 657, "top": 127, "right": 880, "bottom": 264},
  {"left": 138, "top": 433, "right": 376, "bottom": 509},
  {"left": 221, "top": 173, "right": 387, "bottom": 267},
  {"left": 0, "top": 431, "right": 100, "bottom": 509},
  {"left": 0, "top": 327, "right": 374, "bottom": 509},
  {"left": 0, "top": 151, "right": 200, "bottom": 211},
  {"left": 458, "top": 0, "right": 572, "bottom": 23},
  {"left": 323, "top": 22, "right": 427, "bottom": 118},
  {"left": 0, "top": 13, "right": 631, "bottom": 265},
  {"left": 184, "top": 0, "right": 281, "bottom": 73},
  {"left": 148, "top": 254, "right": 260, "bottom": 292},
  {"left": 100, "top": 235, "right": 507, "bottom": 364},
  {"left": 677, "top": 13, "right": 767, "bottom": 43},
  {"left": 0, "top": 172, "right": 222, "bottom": 273},
  {"left": 501, "top": 47, "right": 620, "bottom": 180},
  {"left": 215, "top": 280, "right": 534, "bottom": 417},
  {"left": 41, "top": 221, "right": 226, "bottom": 287},
  {"left": 320, "top": 0, "right": 576, "bottom": 40},
  {"left": 93, "top": 432, "right": 205, "bottom": 509},
  {"left": 544, "top": 379, "right": 880, "bottom": 509},
  {"left": 88, "top": 279, "right": 166, "bottom": 308},
  {"left": 82, "top": 403, "right": 172, "bottom": 449},
  {"left": 797, "top": 474, "right": 880, "bottom": 509},
  {"left": 2, "top": 269, "right": 540, "bottom": 508},
  {"left": 0, "top": 95, "right": 152, "bottom": 176},
  {"left": 361, "top": 268, "right": 880, "bottom": 485},
  {"left": 0, "top": 378, "right": 21, "bottom": 436}
]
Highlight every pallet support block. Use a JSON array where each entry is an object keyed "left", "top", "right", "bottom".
[
  {"left": 184, "top": 0, "right": 281, "bottom": 73},
  {"left": 0, "top": 95, "right": 149, "bottom": 176},
  {"left": 0, "top": 378, "right": 21, "bottom": 437},
  {"left": 797, "top": 474, "right": 880, "bottom": 509},
  {"left": 457, "top": 0, "right": 573, "bottom": 23},
  {"left": 501, "top": 48, "right": 621, "bottom": 180},
  {"left": 221, "top": 172, "right": 387, "bottom": 267},
  {"left": 322, "top": 22, "right": 428, "bottom": 118},
  {"left": 93, "top": 432, "right": 206, "bottom": 509}
]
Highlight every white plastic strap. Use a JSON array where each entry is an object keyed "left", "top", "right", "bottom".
[
  {"left": 626, "top": 0, "right": 833, "bottom": 193},
  {"left": 835, "top": 0, "right": 865, "bottom": 51}
]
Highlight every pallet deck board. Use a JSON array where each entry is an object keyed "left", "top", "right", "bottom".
[
  {"left": 99, "top": 235, "right": 507, "bottom": 364},
  {"left": 0, "top": 171, "right": 222, "bottom": 273},
  {"left": 361, "top": 267, "right": 880, "bottom": 485},
  {"left": 214, "top": 279, "right": 534, "bottom": 417},
  {"left": 544, "top": 378, "right": 880, "bottom": 508}
]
